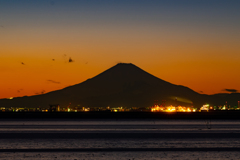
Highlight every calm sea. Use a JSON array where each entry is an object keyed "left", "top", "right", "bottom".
[{"left": 0, "top": 119, "right": 240, "bottom": 159}]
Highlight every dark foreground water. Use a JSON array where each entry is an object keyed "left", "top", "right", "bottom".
[{"left": 1, "top": 119, "right": 240, "bottom": 160}]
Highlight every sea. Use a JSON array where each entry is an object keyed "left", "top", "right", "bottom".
[{"left": 0, "top": 119, "right": 240, "bottom": 160}]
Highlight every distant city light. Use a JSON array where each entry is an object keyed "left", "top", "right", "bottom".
[
  {"left": 1, "top": 100, "right": 240, "bottom": 112},
  {"left": 151, "top": 105, "right": 195, "bottom": 112},
  {"left": 200, "top": 104, "right": 209, "bottom": 111}
]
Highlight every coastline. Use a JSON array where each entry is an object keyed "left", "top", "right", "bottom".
[{"left": 1, "top": 111, "right": 240, "bottom": 119}]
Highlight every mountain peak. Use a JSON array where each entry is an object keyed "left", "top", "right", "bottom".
[
  {"left": 116, "top": 62, "right": 133, "bottom": 65},
  {"left": 0, "top": 63, "right": 209, "bottom": 108},
  {"left": 94, "top": 63, "right": 156, "bottom": 81},
  {"left": 111, "top": 63, "right": 139, "bottom": 70},
  {"left": 115, "top": 63, "right": 135, "bottom": 66}
]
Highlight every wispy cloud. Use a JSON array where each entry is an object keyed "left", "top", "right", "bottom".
[
  {"left": 35, "top": 90, "right": 45, "bottom": 95},
  {"left": 47, "top": 80, "right": 61, "bottom": 84},
  {"left": 223, "top": 89, "right": 238, "bottom": 93},
  {"left": 69, "top": 57, "right": 74, "bottom": 63},
  {"left": 17, "top": 89, "right": 23, "bottom": 93}
]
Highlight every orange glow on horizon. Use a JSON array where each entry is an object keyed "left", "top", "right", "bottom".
[{"left": 1, "top": 21, "right": 240, "bottom": 99}]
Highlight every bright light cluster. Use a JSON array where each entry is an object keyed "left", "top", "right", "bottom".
[
  {"left": 151, "top": 105, "right": 196, "bottom": 112},
  {"left": 200, "top": 104, "right": 209, "bottom": 111}
]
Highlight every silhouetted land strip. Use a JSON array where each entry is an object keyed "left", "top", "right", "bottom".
[
  {"left": 1, "top": 111, "right": 240, "bottom": 119},
  {"left": 1, "top": 133, "right": 240, "bottom": 139},
  {"left": 1, "top": 148, "right": 240, "bottom": 152}
]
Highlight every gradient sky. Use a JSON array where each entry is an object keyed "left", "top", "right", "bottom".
[{"left": 1, "top": 0, "right": 240, "bottom": 98}]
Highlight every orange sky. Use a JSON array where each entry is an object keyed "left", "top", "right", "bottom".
[{"left": 1, "top": 0, "right": 240, "bottom": 99}]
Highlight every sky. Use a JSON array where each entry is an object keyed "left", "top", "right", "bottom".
[{"left": 1, "top": 0, "right": 240, "bottom": 99}]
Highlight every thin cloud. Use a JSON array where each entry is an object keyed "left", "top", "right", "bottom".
[
  {"left": 69, "top": 57, "right": 74, "bottom": 63},
  {"left": 17, "top": 89, "right": 23, "bottom": 93},
  {"left": 47, "top": 80, "right": 61, "bottom": 84},
  {"left": 223, "top": 89, "right": 238, "bottom": 93},
  {"left": 35, "top": 90, "right": 45, "bottom": 95}
]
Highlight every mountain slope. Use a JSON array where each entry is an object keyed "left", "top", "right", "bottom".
[{"left": 0, "top": 63, "right": 234, "bottom": 108}]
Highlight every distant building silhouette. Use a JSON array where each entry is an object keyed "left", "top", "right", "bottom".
[{"left": 49, "top": 104, "right": 60, "bottom": 112}]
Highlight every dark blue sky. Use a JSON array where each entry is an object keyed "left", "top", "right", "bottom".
[{"left": 1, "top": 0, "right": 240, "bottom": 98}]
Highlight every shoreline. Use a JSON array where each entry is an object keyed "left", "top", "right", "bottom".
[{"left": 1, "top": 111, "right": 240, "bottom": 119}]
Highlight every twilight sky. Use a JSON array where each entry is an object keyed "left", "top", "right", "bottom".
[{"left": 1, "top": 0, "right": 240, "bottom": 98}]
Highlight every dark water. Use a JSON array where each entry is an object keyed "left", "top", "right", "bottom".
[{"left": 1, "top": 119, "right": 240, "bottom": 159}]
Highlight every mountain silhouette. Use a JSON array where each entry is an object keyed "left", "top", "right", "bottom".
[{"left": 0, "top": 63, "right": 239, "bottom": 108}]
